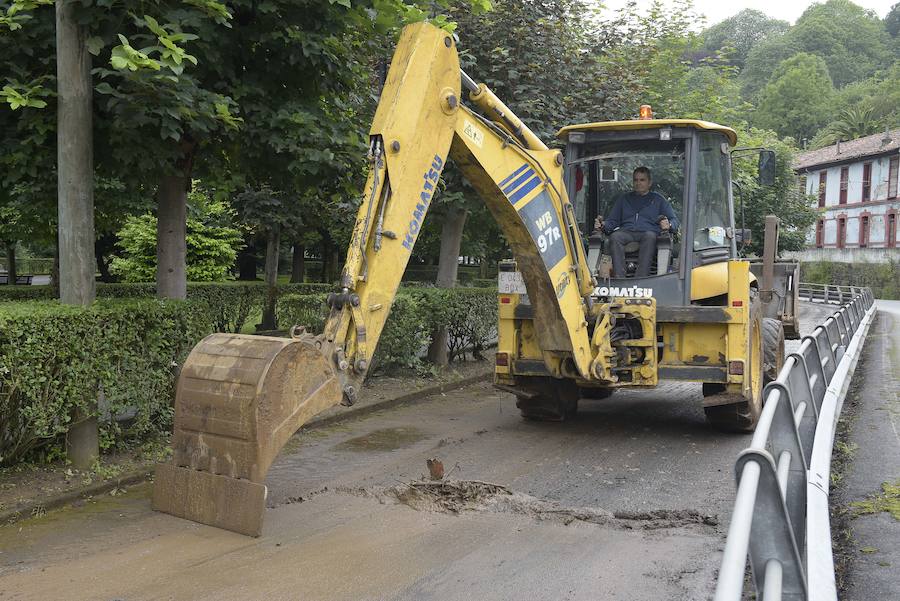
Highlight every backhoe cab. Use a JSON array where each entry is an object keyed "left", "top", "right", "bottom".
[
  {"left": 495, "top": 117, "right": 799, "bottom": 422},
  {"left": 153, "top": 22, "right": 799, "bottom": 537}
]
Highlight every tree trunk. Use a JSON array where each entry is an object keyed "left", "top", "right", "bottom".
[
  {"left": 320, "top": 233, "right": 332, "bottom": 283},
  {"left": 56, "top": 2, "right": 95, "bottom": 306},
  {"left": 290, "top": 243, "right": 305, "bottom": 283},
  {"left": 5, "top": 244, "right": 16, "bottom": 285},
  {"left": 157, "top": 174, "right": 188, "bottom": 299},
  {"left": 95, "top": 233, "right": 117, "bottom": 283},
  {"left": 50, "top": 244, "right": 60, "bottom": 299},
  {"left": 237, "top": 235, "right": 258, "bottom": 280},
  {"left": 259, "top": 226, "right": 281, "bottom": 330},
  {"left": 57, "top": 1, "right": 97, "bottom": 469},
  {"left": 427, "top": 206, "right": 468, "bottom": 366}
]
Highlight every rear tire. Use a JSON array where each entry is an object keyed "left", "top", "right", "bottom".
[
  {"left": 762, "top": 318, "right": 785, "bottom": 384},
  {"left": 516, "top": 378, "right": 579, "bottom": 421}
]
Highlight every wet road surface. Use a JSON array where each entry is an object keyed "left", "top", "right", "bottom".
[{"left": 0, "top": 305, "right": 838, "bottom": 601}]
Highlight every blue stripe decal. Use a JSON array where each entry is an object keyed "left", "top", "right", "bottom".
[
  {"left": 502, "top": 169, "right": 536, "bottom": 195},
  {"left": 498, "top": 163, "right": 530, "bottom": 188},
  {"left": 508, "top": 176, "right": 542, "bottom": 204}
]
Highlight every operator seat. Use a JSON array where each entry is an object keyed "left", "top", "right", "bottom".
[{"left": 586, "top": 229, "right": 673, "bottom": 278}]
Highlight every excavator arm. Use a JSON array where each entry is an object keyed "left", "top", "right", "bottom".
[{"left": 153, "top": 22, "right": 595, "bottom": 536}]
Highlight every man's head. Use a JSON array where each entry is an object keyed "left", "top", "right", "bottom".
[{"left": 633, "top": 167, "right": 651, "bottom": 195}]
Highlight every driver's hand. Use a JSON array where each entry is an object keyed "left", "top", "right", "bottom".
[
  {"left": 594, "top": 216, "right": 604, "bottom": 231},
  {"left": 659, "top": 217, "right": 670, "bottom": 231}
]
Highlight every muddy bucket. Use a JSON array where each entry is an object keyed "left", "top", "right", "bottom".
[{"left": 152, "top": 332, "right": 341, "bottom": 536}]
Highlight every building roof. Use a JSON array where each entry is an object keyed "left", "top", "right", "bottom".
[
  {"left": 793, "top": 128, "right": 900, "bottom": 170},
  {"left": 557, "top": 119, "right": 738, "bottom": 146}
]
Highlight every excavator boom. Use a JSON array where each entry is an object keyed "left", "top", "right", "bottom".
[{"left": 153, "top": 22, "right": 595, "bottom": 536}]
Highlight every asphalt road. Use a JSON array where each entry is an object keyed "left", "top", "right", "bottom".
[
  {"left": 838, "top": 300, "right": 900, "bottom": 601},
  {"left": 0, "top": 303, "right": 852, "bottom": 601}
]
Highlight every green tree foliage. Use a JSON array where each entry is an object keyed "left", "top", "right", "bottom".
[
  {"left": 789, "top": 0, "right": 892, "bottom": 87},
  {"left": 740, "top": 0, "right": 893, "bottom": 99},
  {"left": 738, "top": 30, "right": 799, "bottom": 100},
  {"left": 603, "top": 0, "right": 750, "bottom": 125},
  {"left": 754, "top": 53, "right": 835, "bottom": 143},
  {"left": 809, "top": 104, "right": 883, "bottom": 148},
  {"left": 731, "top": 128, "right": 817, "bottom": 255},
  {"left": 701, "top": 9, "right": 789, "bottom": 68},
  {"left": 812, "top": 62, "right": 900, "bottom": 147},
  {"left": 887, "top": 2, "right": 900, "bottom": 38},
  {"left": 111, "top": 190, "right": 241, "bottom": 282}
]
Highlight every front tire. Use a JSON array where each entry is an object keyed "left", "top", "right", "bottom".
[{"left": 704, "top": 304, "right": 765, "bottom": 432}]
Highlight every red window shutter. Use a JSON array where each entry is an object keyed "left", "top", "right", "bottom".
[
  {"left": 890, "top": 157, "right": 899, "bottom": 199},
  {"left": 859, "top": 215, "right": 869, "bottom": 247},
  {"left": 888, "top": 212, "right": 898, "bottom": 248},
  {"left": 862, "top": 163, "right": 872, "bottom": 201},
  {"left": 839, "top": 167, "right": 848, "bottom": 204},
  {"left": 837, "top": 217, "right": 846, "bottom": 249},
  {"left": 816, "top": 219, "right": 824, "bottom": 248},
  {"left": 818, "top": 172, "right": 827, "bottom": 207}
]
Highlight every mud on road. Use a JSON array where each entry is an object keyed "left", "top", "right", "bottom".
[{"left": 0, "top": 304, "right": 841, "bottom": 601}]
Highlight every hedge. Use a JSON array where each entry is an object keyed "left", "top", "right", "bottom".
[
  {"left": 0, "top": 286, "right": 498, "bottom": 465},
  {"left": 278, "top": 287, "right": 498, "bottom": 371},
  {"left": 802, "top": 260, "right": 899, "bottom": 300},
  {"left": 0, "top": 299, "right": 208, "bottom": 466}
]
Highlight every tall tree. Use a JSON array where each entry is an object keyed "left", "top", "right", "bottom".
[
  {"left": 701, "top": 9, "right": 789, "bottom": 68},
  {"left": 753, "top": 53, "right": 835, "bottom": 143}
]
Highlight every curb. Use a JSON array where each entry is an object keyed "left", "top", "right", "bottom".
[
  {"left": 0, "top": 468, "right": 154, "bottom": 526},
  {"left": 302, "top": 368, "right": 493, "bottom": 431},
  {"left": 0, "top": 367, "right": 493, "bottom": 527}
]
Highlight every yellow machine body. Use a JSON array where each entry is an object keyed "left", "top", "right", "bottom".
[{"left": 154, "top": 22, "right": 791, "bottom": 536}]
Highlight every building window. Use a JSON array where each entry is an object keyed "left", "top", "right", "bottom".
[
  {"left": 818, "top": 171, "right": 827, "bottom": 207},
  {"left": 815, "top": 218, "right": 825, "bottom": 248},
  {"left": 837, "top": 216, "right": 847, "bottom": 249},
  {"left": 839, "top": 166, "right": 848, "bottom": 204},
  {"left": 859, "top": 215, "right": 869, "bottom": 248},
  {"left": 862, "top": 162, "right": 872, "bottom": 201},
  {"left": 888, "top": 211, "right": 898, "bottom": 249},
  {"left": 890, "top": 156, "right": 899, "bottom": 199}
]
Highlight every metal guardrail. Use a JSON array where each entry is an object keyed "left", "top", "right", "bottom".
[
  {"left": 797, "top": 282, "right": 867, "bottom": 306},
  {"left": 714, "top": 285, "right": 877, "bottom": 601}
]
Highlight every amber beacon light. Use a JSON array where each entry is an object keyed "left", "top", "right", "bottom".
[{"left": 639, "top": 104, "right": 653, "bottom": 120}]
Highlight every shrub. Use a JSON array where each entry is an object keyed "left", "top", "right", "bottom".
[
  {"left": 277, "top": 293, "right": 328, "bottom": 334},
  {"left": 802, "top": 260, "right": 900, "bottom": 300},
  {"left": 277, "top": 287, "right": 498, "bottom": 371},
  {"left": 0, "top": 299, "right": 208, "bottom": 466}
]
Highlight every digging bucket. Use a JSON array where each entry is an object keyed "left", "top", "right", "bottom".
[{"left": 152, "top": 332, "right": 341, "bottom": 536}]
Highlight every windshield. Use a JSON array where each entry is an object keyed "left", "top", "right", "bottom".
[
  {"left": 694, "top": 132, "right": 732, "bottom": 251},
  {"left": 568, "top": 139, "right": 685, "bottom": 236}
]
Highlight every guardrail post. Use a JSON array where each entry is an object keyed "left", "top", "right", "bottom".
[
  {"left": 784, "top": 355, "right": 818, "bottom": 463},
  {"left": 811, "top": 328, "right": 837, "bottom": 383},
  {"left": 801, "top": 335, "right": 829, "bottom": 413},
  {"left": 825, "top": 318, "right": 844, "bottom": 362},
  {"left": 735, "top": 449, "right": 807, "bottom": 600},
  {"left": 764, "top": 381, "right": 808, "bottom": 551}
]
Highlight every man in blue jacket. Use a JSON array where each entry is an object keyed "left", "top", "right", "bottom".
[{"left": 594, "top": 166, "right": 679, "bottom": 278}]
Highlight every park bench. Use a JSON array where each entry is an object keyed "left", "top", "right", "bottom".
[{"left": 0, "top": 274, "right": 33, "bottom": 285}]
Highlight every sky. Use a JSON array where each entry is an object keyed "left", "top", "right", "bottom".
[{"left": 600, "top": 0, "right": 896, "bottom": 27}]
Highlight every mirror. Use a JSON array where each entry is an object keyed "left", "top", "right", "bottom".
[{"left": 758, "top": 150, "right": 776, "bottom": 186}]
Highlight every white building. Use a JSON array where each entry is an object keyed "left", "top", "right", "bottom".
[{"left": 792, "top": 129, "right": 900, "bottom": 263}]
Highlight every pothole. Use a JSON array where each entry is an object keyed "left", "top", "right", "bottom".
[{"left": 349, "top": 479, "right": 717, "bottom": 531}]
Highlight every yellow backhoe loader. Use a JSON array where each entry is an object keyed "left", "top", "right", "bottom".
[{"left": 152, "top": 22, "right": 799, "bottom": 536}]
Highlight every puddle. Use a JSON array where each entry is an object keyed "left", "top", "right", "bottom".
[{"left": 333, "top": 427, "right": 426, "bottom": 452}]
